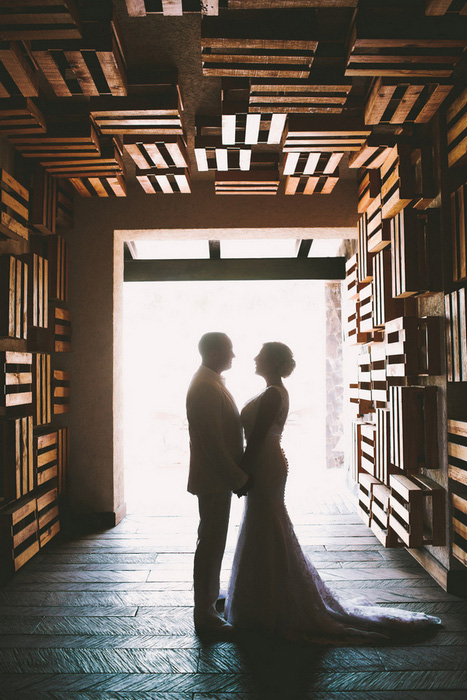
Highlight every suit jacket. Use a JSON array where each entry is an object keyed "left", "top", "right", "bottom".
[{"left": 186, "top": 365, "right": 247, "bottom": 495}]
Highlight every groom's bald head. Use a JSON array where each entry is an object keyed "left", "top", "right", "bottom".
[{"left": 198, "top": 332, "right": 234, "bottom": 373}]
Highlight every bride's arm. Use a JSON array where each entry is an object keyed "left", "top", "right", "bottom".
[{"left": 241, "top": 387, "right": 282, "bottom": 475}]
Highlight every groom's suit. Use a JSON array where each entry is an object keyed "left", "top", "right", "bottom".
[{"left": 186, "top": 365, "right": 247, "bottom": 628}]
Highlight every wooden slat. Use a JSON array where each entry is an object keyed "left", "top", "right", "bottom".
[{"left": 0, "top": 493, "right": 38, "bottom": 572}]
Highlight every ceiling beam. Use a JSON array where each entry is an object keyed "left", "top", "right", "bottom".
[{"left": 124, "top": 257, "right": 345, "bottom": 282}]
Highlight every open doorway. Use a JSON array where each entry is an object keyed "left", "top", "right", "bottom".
[{"left": 123, "top": 277, "right": 345, "bottom": 522}]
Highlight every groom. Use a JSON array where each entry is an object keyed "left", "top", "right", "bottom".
[{"left": 186, "top": 332, "right": 250, "bottom": 636}]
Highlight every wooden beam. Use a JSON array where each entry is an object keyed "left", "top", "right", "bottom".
[
  {"left": 124, "top": 257, "right": 345, "bottom": 282},
  {"left": 297, "top": 240, "right": 313, "bottom": 258},
  {"left": 209, "top": 241, "right": 221, "bottom": 260}
]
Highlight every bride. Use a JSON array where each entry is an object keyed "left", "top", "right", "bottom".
[{"left": 225, "top": 341, "right": 441, "bottom": 642}]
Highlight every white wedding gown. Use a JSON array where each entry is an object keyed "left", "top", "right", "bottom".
[{"left": 225, "top": 385, "right": 441, "bottom": 642}]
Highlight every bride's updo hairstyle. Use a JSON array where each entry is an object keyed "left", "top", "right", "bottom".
[{"left": 263, "top": 342, "right": 296, "bottom": 378}]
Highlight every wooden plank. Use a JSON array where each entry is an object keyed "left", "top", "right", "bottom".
[{"left": 0, "top": 41, "right": 39, "bottom": 97}]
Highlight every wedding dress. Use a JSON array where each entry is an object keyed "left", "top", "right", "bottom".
[{"left": 225, "top": 385, "right": 441, "bottom": 642}]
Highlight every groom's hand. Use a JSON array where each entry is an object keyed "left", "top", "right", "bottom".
[{"left": 234, "top": 476, "right": 253, "bottom": 498}]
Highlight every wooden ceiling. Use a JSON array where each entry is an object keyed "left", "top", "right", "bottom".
[{"left": 0, "top": 0, "right": 466, "bottom": 199}]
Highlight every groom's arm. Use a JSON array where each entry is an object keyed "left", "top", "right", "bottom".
[{"left": 187, "top": 382, "right": 248, "bottom": 492}]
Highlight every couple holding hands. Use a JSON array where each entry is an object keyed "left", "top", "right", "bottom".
[{"left": 186, "top": 332, "right": 441, "bottom": 643}]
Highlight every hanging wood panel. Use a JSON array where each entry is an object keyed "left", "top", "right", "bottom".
[
  {"left": 53, "top": 369, "right": 70, "bottom": 415},
  {"left": 370, "top": 481, "right": 399, "bottom": 547},
  {"left": 23, "top": 254, "right": 49, "bottom": 331},
  {"left": 35, "top": 430, "right": 58, "bottom": 488},
  {"left": 357, "top": 217, "right": 372, "bottom": 284},
  {"left": 0, "top": 352, "right": 33, "bottom": 416},
  {"left": 373, "top": 247, "right": 403, "bottom": 328},
  {"left": 357, "top": 169, "right": 380, "bottom": 214},
  {"left": 389, "top": 473, "right": 445, "bottom": 547},
  {"left": 365, "top": 78, "right": 452, "bottom": 125},
  {"left": 0, "top": 168, "right": 29, "bottom": 242},
  {"left": 214, "top": 170, "right": 280, "bottom": 194},
  {"left": 124, "top": 136, "right": 188, "bottom": 169},
  {"left": 0, "top": 495, "right": 39, "bottom": 572},
  {"left": 53, "top": 306, "right": 71, "bottom": 352},
  {"left": 0, "top": 416, "right": 34, "bottom": 501},
  {"left": 90, "top": 90, "right": 183, "bottom": 137},
  {"left": 136, "top": 168, "right": 190, "bottom": 194},
  {"left": 0, "top": 42, "right": 39, "bottom": 98},
  {"left": 37, "top": 486, "right": 60, "bottom": 547},
  {"left": 282, "top": 151, "right": 342, "bottom": 177},
  {"left": 0, "top": 96, "right": 46, "bottom": 137},
  {"left": 124, "top": 0, "right": 219, "bottom": 15},
  {"left": 47, "top": 235, "right": 68, "bottom": 303},
  {"left": 0, "top": 1, "right": 82, "bottom": 41},
  {"left": 385, "top": 316, "right": 442, "bottom": 378},
  {"left": 248, "top": 79, "right": 352, "bottom": 114},
  {"left": 448, "top": 419, "right": 467, "bottom": 486},
  {"left": 197, "top": 114, "right": 286, "bottom": 146},
  {"left": 0, "top": 256, "right": 28, "bottom": 340},
  {"left": 357, "top": 471, "right": 379, "bottom": 526},
  {"left": 284, "top": 174, "right": 338, "bottom": 195},
  {"left": 445, "top": 287, "right": 467, "bottom": 382},
  {"left": 371, "top": 344, "right": 388, "bottom": 409},
  {"left": 451, "top": 183, "right": 467, "bottom": 281},
  {"left": 31, "top": 167, "right": 57, "bottom": 236},
  {"left": 389, "top": 385, "right": 438, "bottom": 472},
  {"left": 284, "top": 116, "right": 371, "bottom": 152},
  {"left": 446, "top": 88, "right": 467, "bottom": 168},
  {"left": 375, "top": 407, "right": 391, "bottom": 483},
  {"left": 425, "top": 0, "right": 467, "bottom": 14},
  {"left": 69, "top": 172, "right": 127, "bottom": 197},
  {"left": 33, "top": 353, "right": 52, "bottom": 427},
  {"left": 452, "top": 493, "right": 467, "bottom": 567}
]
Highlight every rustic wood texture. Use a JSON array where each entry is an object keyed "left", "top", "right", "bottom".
[
  {"left": 451, "top": 183, "right": 467, "bottom": 281},
  {"left": 389, "top": 385, "right": 439, "bottom": 472},
  {"left": 214, "top": 170, "right": 280, "bottom": 195},
  {"left": 385, "top": 316, "right": 442, "bottom": 378},
  {"left": 56, "top": 179, "right": 74, "bottom": 230},
  {"left": 135, "top": 168, "right": 190, "bottom": 194},
  {"left": 357, "top": 217, "right": 372, "bottom": 284},
  {"left": 375, "top": 407, "right": 391, "bottom": 483},
  {"left": 124, "top": 136, "right": 188, "bottom": 169},
  {"left": 0, "top": 255, "right": 28, "bottom": 340},
  {"left": 448, "top": 419, "right": 467, "bottom": 487},
  {"left": 452, "top": 492, "right": 467, "bottom": 567},
  {"left": 36, "top": 486, "right": 60, "bottom": 548},
  {"left": 282, "top": 151, "right": 343, "bottom": 176},
  {"left": 0, "top": 168, "right": 29, "bottom": 242},
  {"left": 0, "top": 96, "right": 46, "bottom": 137},
  {"left": 390, "top": 208, "right": 439, "bottom": 298},
  {"left": 373, "top": 247, "right": 403, "bottom": 328},
  {"left": 389, "top": 473, "right": 445, "bottom": 548},
  {"left": 0, "top": 351, "right": 33, "bottom": 416},
  {"left": 371, "top": 480, "right": 399, "bottom": 548},
  {"left": 201, "top": 11, "right": 318, "bottom": 79},
  {"left": 23, "top": 254, "right": 49, "bottom": 331},
  {"left": 284, "top": 173, "right": 339, "bottom": 195},
  {"left": 445, "top": 288, "right": 467, "bottom": 382},
  {"left": 349, "top": 137, "right": 394, "bottom": 170},
  {"left": 69, "top": 172, "right": 127, "bottom": 197},
  {"left": 47, "top": 235, "right": 68, "bottom": 303},
  {"left": 30, "top": 167, "right": 57, "bottom": 236},
  {"left": 284, "top": 115, "right": 371, "bottom": 152},
  {"left": 35, "top": 430, "right": 58, "bottom": 489},
  {"left": 357, "top": 470, "right": 379, "bottom": 525},
  {"left": 0, "top": 416, "right": 34, "bottom": 501},
  {"left": 248, "top": 79, "right": 352, "bottom": 114},
  {"left": 446, "top": 88, "right": 467, "bottom": 168},
  {"left": 197, "top": 113, "right": 287, "bottom": 146},
  {"left": 53, "top": 369, "right": 70, "bottom": 415},
  {"left": 0, "top": 1, "right": 82, "bottom": 41},
  {"left": 125, "top": 0, "right": 219, "bottom": 15},
  {"left": 0, "top": 41, "right": 39, "bottom": 98},
  {"left": 426, "top": 0, "right": 467, "bottom": 14},
  {"left": 32, "top": 354, "right": 52, "bottom": 427},
  {"left": 365, "top": 78, "right": 453, "bottom": 125},
  {"left": 358, "top": 169, "right": 380, "bottom": 214},
  {"left": 0, "top": 494, "right": 38, "bottom": 573},
  {"left": 53, "top": 305, "right": 71, "bottom": 353},
  {"left": 358, "top": 282, "right": 373, "bottom": 333},
  {"left": 90, "top": 90, "right": 183, "bottom": 137}
]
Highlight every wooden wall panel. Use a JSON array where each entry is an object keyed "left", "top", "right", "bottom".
[
  {"left": 389, "top": 385, "right": 438, "bottom": 472},
  {"left": 445, "top": 288, "right": 467, "bottom": 382},
  {"left": 53, "top": 369, "right": 70, "bottom": 415},
  {"left": 385, "top": 316, "right": 441, "bottom": 378},
  {"left": 24, "top": 254, "right": 48, "bottom": 331},
  {"left": 0, "top": 169, "right": 29, "bottom": 242},
  {"left": 0, "top": 495, "right": 39, "bottom": 572},
  {"left": 446, "top": 88, "right": 467, "bottom": 168},
  {"left": 0, "top": 96, "right": 46, "bottom": 136},
  {"left": 0, "top": 352, "right": 33, "bottom": 416},
  {"left": 33, "top": 353, "right": 52, "bottom": 427},
  {"left": 0, "top": 416, "right": 34, "bottom": 500},
  {"left": 389, "top": 473, "right": 445, "bottom": 547},
  {"left": 365, "top": 77, "right": 452, "bottom": 125},
  {"left": 0, "top": 1, "right": 82, "bottom": 41},
  {"left": 0, "top": 256, "right": 28, "bottom": 340},
  {"left": 448, "top": 419, "right": 467, "bottom": 486},
  {"left": 30, "top": 167, "right": 57, "bottom": 236},
  {"left": 37, "top": 486, "right": 60, "bottom": 547},
  {"left": 452, "top": 493, "right": 467, "bottom": 567},
  {"left": 451, "top": 183, "right": 467, "bottom": 282},
  {"left": 47, "top": 236, "right": 68, "bottom": 303},
  {"left": 370, "top": 481, "right": 399, "bottom": 547},
  {"left": 390, "top": 208, "right": 439, "bottom": 298}
]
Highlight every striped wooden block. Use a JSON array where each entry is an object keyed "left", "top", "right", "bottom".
[
  {"left": 35, "top": 430, "right": 58, "bottom": 488},
  {"left": 284, "top": 174, "right": 339, "bottom": 195},
  {"left": 53, "top": 369, "right": 70, "bottom": 415},
  {"left": 357, "top": 471, "right": 379, "bottom": 526},
  {"left": 370, "top": 343, "right": 388, "bottom": 409},
  {"left": 230, "top": 0, "right": 357, "bottom": 6},
  {"left": 248, "top": 79, "right": 352, "bottom": 114},
  {"left": 386, "top": 316, "right": 441, "bottom": 378},
  {"left": 195, "top": 145, "right": 277, "bottom": 173},
  {"left": 30, "top": 16, "right": 126, "bottom": 97},
  {"left": 0, "top": 255, "right": 28, "bottom": 340},
  {"left": 0, "top": 1, "right": 82, "bottom": 41},
  {"left": 445, "top": 288, "right": 467, "bottom": 382},
  {"left": 69, "top": 173, "right": 127, "bottom": 197},
  {"left": 37, "top": 486, "right": 60, "bottom": 547},
  {"left": 349, "top": 137, "right": 394, "bottom": 170},
  {"left": 56, "top": 179, "right": 74, "bottom": 230},
  {"left": 47, "top": 235, "right": 68, "bottom": 303},
  {"left": 57, "top": 427, "right": 68, "bottom": 495},
  {"left": 365, "top": 77, "right": 452, "bottom": 125},
  {"left": 366, "top": 196, "right": 390, "bottom": 255},
  {"left": 282, "top": 151, "right": 343, "bottom": 177},
  {"left": 360, "top": 421, "right": 376, "bottom": 476},
  {"left": 345, "top": 254, "right": 359, "bottom": 300},
  {"left": 125, "top": 136, "right": 188, "bottom": 170},
  {"left": 0, "top": 168, "right": 29, "bottom": 242},
  {"left": 125, "top": 0, "right": 219, "bottom": 15},
  {"left": 284, "top": 116, "right": 371, "bottom": 153},
  {"left": 452, "top": 493, "right": 467, "bottom": 567},
  {"left": 448, "top": 419, "right": 467, "bottom": 486},
  {"left": 370, "top": 481, "right": 399, "bottom": 547},
  {"left": 0, "top": 495, "right": 39, "bottom": 572},
  {"left": 358, "top": 283, "right": 373, "bottom": 333},
  {"left": 446, "top": 89, "right": 467, "bottom": 168},
  {"left": 357, "top": 347, "right": 372, "bottom": 408},
  {"left": 90, "top": 90, "right": 183, "bottom": 137},
  {"left": 215, "top": 170, "right": 280, "bottom": 195},
  {"left": 357, "top": 169, "right": 380, "bottom": 214},
  {"left": 380, "top": 143, "right": 414, "bottom": 219},
  {"left": 0, "top": 416, "right": 34, "bottom": 500},
  {"left": 426, "top": 0, "right": 467, "bottom": 14},
  {"left": 346, "top": 12, "right": 467, "bottom": 78},
  {"left": 9, "top": 121, "right": 101, "bottom": 161},
  {"left": 389, "top": 473, "right": 445, "bottom": 547},
  {"left": 0, "top": 96, "right": 46, "bottom": 136},
  {"left": 390, "top": 208, "right": 439, "bottom": 298},
  {"left": 197, "top": 114, "right": 287, "bottom": 146},
  {"left": 351, "top": 420, "right": 361, "bottom": 481},
  {"left": 389, "top": 385, "right": 438, "bottom": 472},
  {"left": 375, "top": 407, "right": 391, "bottom": 483},
  {"left": 33, "top": 354, "right": 52, "bottom": 427},
  {"left": 372, "top": 247, "right": 403, "bottom": 328},
  {"left": 24, "top": 254, "right": 48, "bottom": 331},
  {"left": 201, "top": 11, "right": 318, "bottom": 79},
  {"left": 0, "top": 352, "right": 33, "bottom": 416},
  {"left": 53, "top": 306, "right": 72, "bottom": 353},
  {"left": 451, "top": 183, "right": 467, "bottom": 282},
  {"left": 0, "top": 41, "right": 39, "bottom": 98},
  {"left": 136, "top": 168, "right": 190, "bottom": 194},
  {"left": 357, "top": 217, "right": 372, "bottom": 284},
  {"left": 31, "top": 167, "right": 57, "bottom": 236},
  {"left": 40, "top": 142, "right": 124, "bottom": 179}
]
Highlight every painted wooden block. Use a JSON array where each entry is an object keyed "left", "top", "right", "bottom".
[
  {"left": 23, "top": 254, "right": 49, "bottom": 331},
  {"left": 37, "top": 486, "right": 60, "bottom": 547},
  {"left": 358, "top": 170, "right": 380, "bottom": 214},
  {"left": 357, "top": 471, "right": 379, "bottom": 526},
  {"left": 0, "top": 96, "right": 46, "bottom": 136},
  {"left": 345, "top": 254, "right": 359, "bottom": 300},
  {"left": 357, "top": 218, "right": 372, "bottom": 284},
  {"left": 0, "top": 168, "right": 29, "bottom": 242},
  {"left": 90, "top": 90, "right": 183, "bottom": 137},
  {"left": 0, "top": 495, "right": 39, "bottom": 572},
  {"left": 136, "top": 168, "right": 190, "bottom": 194},
  {"left": 282, "top": 151, "right": 342, "bottom": 177},
  {"left": 389, "top": 385, "right": 438, "bottom": 472},
  {"left": 125, "top": 0, "right": 219, "bottom": 15},
  {"left": 346, "top": 11, "right": 467, "bottom": 77},
  {"left": 451, "top": 183, "right": 467, "bottom": 282},
  {"left": 0, "top": 256, "right": 28, "bottom": 340},
  {"left": 370, "top": 481, "right": 399, "bottom": 547},
  {"left": 125, "top": 136, "right": 189, "bottom": 169},
  {"left": 448, "top": 419, "right": 467, "bottom": 486},
  {"left": 445, "top": 288, "right": 467, "bottom": 382},
  {"left": 284, "top": 115, "right": 371, "bottom": 153},
  {"left": 390, "top": 207, "right": 440, "bottom": 298},
  {"left": 446, "top": 88, "right": 467, "bottom": 168},
  {"left": 358, "top": 282, "right": 373, "bottom": 333},
  {"left": 197, "top": 114, "right": 286, "bottom": 146},
  {"left": 385, "top": 316, "right": 442, "bottom": 378},
  {"left": 375, "top": 407, "right": 391, "bottom": 483},
  {"left": 33, "top": 354, "right": 52, "bottom": 427},
  {"left": 365, "top": 77, "right": 452, "bottom": 125},
  {"left": 373, "top": 248, "right": 404, "bottom": 328},
  {"left": 69, "top": 173, "right": 127, "bottom": 197},
  {"left": 0, "top": 352, "right": 33, "bottom": 416},
  {"left": 53, "top": 369, "right": 70, "bottom": 415},
  {"left": 201, "top": 10, "right": 318, "bottom": 79},
  {"left": 47, "top": 235, "right": 68, "bottom": 303},
  {"left": 53, "top": 306, "right": 72, "bottom": 353},
  {"left": 284, "top": 174, "right": 339, "bottom": 195},
  {"left": 0, "top": 1, "right": 82, "bottom": 41},
  {"left": 215, "top": 170, "right": 280, "bottom": 195},
  {"left": 0, "top": 416, "right": 34, "bottom": 501},
  {"left": 371, "top": 343, "right": 388, "bottom": 408},
  {"left": 389, "top": 473, "right": 445, "bottom": 547},
  {"left": 360, "top": 421, "right": 376, "bottom": 476},
  {"left": 452, "top": 493, "right": 467, "bottom": 567},
  {"left": 248, "top": 79, "right": 352, "bottom": 114}
]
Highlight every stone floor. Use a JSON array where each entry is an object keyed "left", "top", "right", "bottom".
[{"left": 0, "top": 486, "right": 466, "bottom": 700}]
